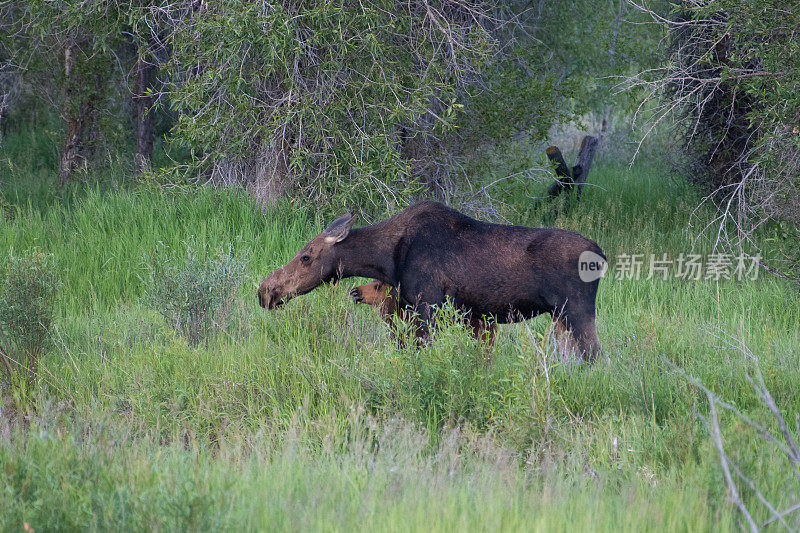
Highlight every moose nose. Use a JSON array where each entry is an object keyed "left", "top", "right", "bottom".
[
  {"left": 258, "top": 283, "right": 269, "bottom": 308},
  {"left": 349, "top": 286, "right": 363, "bottom": 302}
]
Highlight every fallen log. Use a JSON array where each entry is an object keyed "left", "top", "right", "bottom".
[
  {"left": 545, "top": 135, "right": 598, "bottom": 204},
  {"left": 546, "top": 145, "right": 573, "bottom": 197}
]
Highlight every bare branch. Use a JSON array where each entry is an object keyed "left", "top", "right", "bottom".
[{"left": 702, "top": 394, "right": 759, "bottom": 533}]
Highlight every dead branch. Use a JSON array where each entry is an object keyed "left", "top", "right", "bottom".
[
  {"left": 663, "top": 325, "right": 800, "bottom": 531},
  {"left": 702, "top": 395, "right": 759, "bottom": 533}
]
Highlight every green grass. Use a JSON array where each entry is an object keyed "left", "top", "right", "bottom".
[{"left": 1, "top": 131, "right": 799, "bottom": 531}]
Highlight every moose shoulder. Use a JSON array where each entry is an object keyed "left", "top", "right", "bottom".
[{"left": 258, "top": 201, "right": 606, "bottom": 361}]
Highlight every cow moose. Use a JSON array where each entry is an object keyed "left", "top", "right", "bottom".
[
  {"left": 258, "top": 201, "right": 605, "bottom": 361},
  {"left": 349, "top": 280, "right": 497, "bottom": 348}
]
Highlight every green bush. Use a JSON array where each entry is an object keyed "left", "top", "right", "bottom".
[
  {"left": 0, "top": 250, "right": 58, "bottom": 384},
  {"left": 143, "top": 241, "right": 247, "bottom": 346}
]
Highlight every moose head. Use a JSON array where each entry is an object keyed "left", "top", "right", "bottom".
[{"left": 257, "top": 213, "right": 356, "bottom": 309}]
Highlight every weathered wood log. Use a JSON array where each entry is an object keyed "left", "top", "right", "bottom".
[
  {"left": 572, "top": 135, "right": 599, "bottom": 203},
  {"left": 546, "top": 145, "right": 573, "bottom": 197},
  {"left": 545, "top": 135, "right": 598, "bottom": 204},
  {"left": 546, "top": 145, "right": 572, "bottom": 178}
]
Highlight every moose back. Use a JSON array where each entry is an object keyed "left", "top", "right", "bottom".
[{"left": 258, "top": 201, "right": 605, "bottom": 360}]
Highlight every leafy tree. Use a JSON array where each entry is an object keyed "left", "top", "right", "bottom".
[
  {"left": 162, "top": 0, "right": 502, "bottom": 214},
  {"left": 1, "top": 1, "right": 128, "bottom": 185},
  {"left": 1, "top": 0, "right": 663, "bottom": 215},
  {"left": 530, "top": 0, "right": 662, "bottom": 138}
]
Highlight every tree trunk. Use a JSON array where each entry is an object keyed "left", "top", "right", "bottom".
[
  {"left": 58, "top": 41, "right": 101, "bottom": 186},
  {"left": 133, "top": 45, "right": 155, "bottom": 174},
  {"left": 572, "top": 135, "right": 599, "bottom": 203},
  {"left": 58, "top": 101, "right": 95, "bottom": 188},
  {"left": 598, "top": 0, "right": 624, "bottom": 146},
  {"left": 58, "top": 116, "right": 82, "bottom": 187},
  {"left": 546, "top": 145, "right": 573, "bottom": 197},
  {"left": 400, "top": 125, "right": 442, "bottom": 192},
  {"left": 59, "top": 42, "right": 81, "bottom": 187},
  {"left": 248, "top": 130, "right": 292, "bottom": 206}
]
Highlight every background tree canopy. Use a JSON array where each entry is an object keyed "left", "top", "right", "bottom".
[
  {"left": 0, "top": 0, "right": 797, "bottom": 250},
  {"left": 166, "top": 0, "right": 497, "bottom": 211},
  {"left": 627, "top": 0, "right": 800, "bottom": 268},
  {"left": 1, "top": 1, "right": 638, "bottom": 215}
]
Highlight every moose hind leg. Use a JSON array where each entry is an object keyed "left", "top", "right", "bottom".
[
  {"left": 567, "top": 315, "right": 602, "bottom": 363},
  {"left": 553, "top": 305, "right": 602, "bottom": 363},
  {"left": 470, "top": 318, "right": 496, "bottom": 364},
  {"left": 551, "top": 318, "right": 573, "bottom": 356}
]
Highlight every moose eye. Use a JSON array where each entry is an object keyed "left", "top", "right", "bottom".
[{"left": 301, "top": 255, "right": 311, "bottom": 263}]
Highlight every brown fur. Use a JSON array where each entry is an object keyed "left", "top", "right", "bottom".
[{"left": 258, "top": 201, "right": 604, "bottom": 362}]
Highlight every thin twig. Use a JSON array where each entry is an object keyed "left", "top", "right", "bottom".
[
  {"left": 704, "top": 394, "right": 759, "bottom": 533},
  {"left": 763, "top": 503, "right": 800, "bottom": 528}
]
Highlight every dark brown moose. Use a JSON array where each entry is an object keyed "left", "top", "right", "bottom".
[
  {"left": 350, "top": 280, "right": 497, "bottom": 349},
  {"left": 258, "top": 201, "right": 605, "bottom": 361}
]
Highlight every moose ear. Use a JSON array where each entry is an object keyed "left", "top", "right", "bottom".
[{"left": 323, "top": 213, "right": 356, "bottom": 243}]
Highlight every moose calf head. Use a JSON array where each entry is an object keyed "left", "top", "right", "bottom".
[
  {"left": 349, "top": 280, "right": 391, "bottom": 306},
  {"left": 349, "top": 280, "right": 398, "bottom": 316},
  {"left": 258, "top": 213, "right": 356, "bottom": 309}
]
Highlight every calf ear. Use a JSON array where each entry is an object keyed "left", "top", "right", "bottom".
[{"left": 323, "top": 213, "right": 356, "bottom": 243}]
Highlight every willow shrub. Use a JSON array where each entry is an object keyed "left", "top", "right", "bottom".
[
  {"left": 143, "top": 240, "right": 248, "bottom": 346},
  {"left": 0, "top": 250, "right": 58, "bottom": 385},
  {"left": 165, "top": 0, "right": 501, "bottom": 216}
]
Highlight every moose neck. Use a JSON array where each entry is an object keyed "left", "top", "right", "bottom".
[{"left": 333, "top": 224, "right": 398, "bottom": 283}]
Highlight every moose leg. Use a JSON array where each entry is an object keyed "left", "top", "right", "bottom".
[
  {"left": 560, "top": 311, "right": 602, "bottom": 363},
  {"left": 401, "top": 281, "right": 445, "bottom": 341},
  {"left": 571, "top": 316, "right": 602, "bottom": 362},
  {"left": 379, "top": 312, "right": 404, "bottom": 347},
  {"left": 470, "top": 318, "right": 484, "bottom": 343},
  {"left": 549, "top": 300, "right": 602, "bottom": 363},
  {"left": 412, "top": 302, "right": 435, "bottom": 339},
  {"left": 472, "top": 319, "right": 497, "bottom": 348},
  {"left": 486, "top": 324, "right": 497, "bottom": 347},
  {"left": 552, "top": 318, "right": 574, "bottom": 356},
  {"left": 470, "top": 318, "right": 496, "bottom": 364}
]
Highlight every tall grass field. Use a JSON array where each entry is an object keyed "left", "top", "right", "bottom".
[{"left": 1, "top": 130, "right": 799, "bottom": 531}]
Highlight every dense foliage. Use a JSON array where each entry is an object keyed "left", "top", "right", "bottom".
[
  {"left": 635, "top": 0, "right": 800, "bottom": 256},
  {"left": 0, "top": 251, "right": 58, "bottom": 385},
  {"left": 2, "top": 1, "right": 637, "bottom": 215},
  {"left": 166, "top": 1, "right": 499, "bottom": 212}
]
